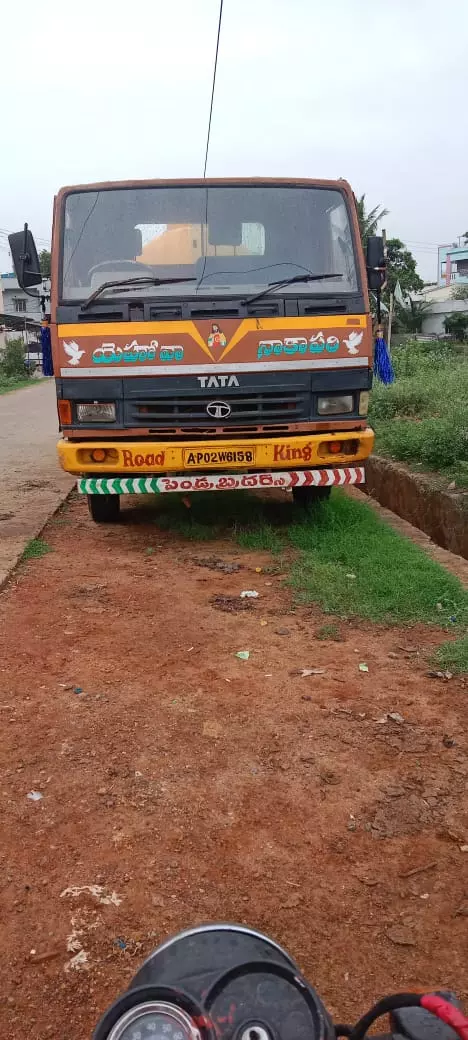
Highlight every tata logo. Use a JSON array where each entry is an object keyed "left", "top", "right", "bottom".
[
  {"left": 206, "top": 400, "right": 231, "bottom": 419},
  {"left": 197, "top": 374, "right": 239, "bottom": 388}
]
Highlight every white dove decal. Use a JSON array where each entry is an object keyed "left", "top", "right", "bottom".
[
  {"left": 64, "top": 340, "right": 85, "bottom": 366},
  {"left": 343, "top": 330, "right": 364, "bottom": 355}
]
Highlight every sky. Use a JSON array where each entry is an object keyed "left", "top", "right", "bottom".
[{"left": 1, "top": 0, "right": 467, "bottom": 281}]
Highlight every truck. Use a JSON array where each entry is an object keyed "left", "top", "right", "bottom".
[{"left": 9, "top": 178, "right": 385, "bottom": 522}]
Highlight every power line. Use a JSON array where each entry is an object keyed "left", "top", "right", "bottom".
[
  {"left": 407, "top": 246, "right": 439, "bottom": 254},
  {"left": 203, "top": 0, "right": 224, "bottom": 177},
  {"left": 195, "top": 0, "right": 225, "bottom": 295},
  {"left": 406, "top": 242, "right": 438, "bottom": 249},
  {"left": 406, "top": 247, "right": 438, "bottom": 254},
  {"left": 405, "top": 239, "right": 440, "bottom": 247},
  {"left": 0, "top": 228, "right": 50, "bottom": 245}
]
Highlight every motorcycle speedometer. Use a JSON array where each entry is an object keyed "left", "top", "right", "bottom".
[{"left": 106, "top": 1002, "right": 202, "bottom": 1040}]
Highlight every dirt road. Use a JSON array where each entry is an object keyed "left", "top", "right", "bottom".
[
  {"left": 0, "top": 381, "right": 73, "bottom": 585},
  {"left": 0, "top": 493, "right": 467, "bottom": 1040}
]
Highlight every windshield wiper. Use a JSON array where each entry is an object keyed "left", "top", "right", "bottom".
[
  {"left": 81, "top": 276, "right": 197, "bottom": 310},
  {"left": 242, "top": 273, "right": 343, "bottom": 307}
]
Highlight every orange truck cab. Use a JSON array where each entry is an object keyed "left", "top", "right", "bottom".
[{"left": 9, "top": 178, "right": 384, "bottom": 522}]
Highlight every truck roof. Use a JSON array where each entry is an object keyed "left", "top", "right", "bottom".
[{"left": 56, "top": 177, "right": 352, "bottom": 195}]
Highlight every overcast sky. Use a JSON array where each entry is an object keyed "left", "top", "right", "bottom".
[{"left": 1, "top": 0, "right": 467, "bottom": 280}]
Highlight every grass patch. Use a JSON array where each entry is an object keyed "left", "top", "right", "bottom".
[
  {"left": 370, "top": 339, "right": 468, "bottom": 487},
  {"left": 0, "top": 375, "right": 32, "bottom": 395},
  {"left": 150, "top": 491, "right": 287, "bottom": 547},
  {"left": 287, "top": 493, "right": 467, "bottom": 624},
  {"left": 149, "top": 489, "right": 468, "bottom": 626},
  {"left": 21, "top": 538, "right": 52, "bottom": 561},
  {"left": 315, "top": 623, "right": 342, "bottom": 640},
  {"left": 236, "top": 524, "right": 284, "bottom": 553},
  {"left": 432, "top": 635, "right": 468, "bottom": 675}
]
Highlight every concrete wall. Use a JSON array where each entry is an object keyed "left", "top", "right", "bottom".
[
  {"left": 365, "top": 456, "right": 468, "bottom": 559},
  {"left": 420, "top": 298, "right": 468, "bottom": 336}
]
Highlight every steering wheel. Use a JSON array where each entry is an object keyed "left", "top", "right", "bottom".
[{"left": 88, "top": 259, "right": 156, "bottom": 277}]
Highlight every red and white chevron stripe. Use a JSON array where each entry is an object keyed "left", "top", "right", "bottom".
[
  {"left": 78, "top": 467, "right": 365, "bottom": 495},
  {"left": 290, "top": 467, "right": 365, "bottom": 488}
]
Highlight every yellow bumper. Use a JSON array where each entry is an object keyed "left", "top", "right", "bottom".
[{"left": 58, "top": 429, "right": 374, "bottom": 475}]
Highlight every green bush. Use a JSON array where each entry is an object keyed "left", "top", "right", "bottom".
[
  {"left": 0, "top": 338, "right": 28, "bottom": 379},
  {"left": 390, "top": 339, "right": 461, "bottom": 378},
  {"left": 377, "top": 412, "right": 467, "bottom": 471},
  {"left": 370, "top": 339, "right": 468, "bottom": 484},
  {"left": 444, "top": 312, "right": 468, "bottom": 341},
  {"left": 370, "top": 381, "right": 433, "bottom": 420}
]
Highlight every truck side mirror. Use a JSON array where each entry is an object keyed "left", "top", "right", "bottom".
[
  {"left": 366, "top": 235, "right": 386, "bottom": 291},
  {"left": 8, "top": 224, "right": 42, "bottom": 289}
]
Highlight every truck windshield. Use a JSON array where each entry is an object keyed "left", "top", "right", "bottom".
[{"left": 61, "top": 185, "right": 359, "bottom": 301}]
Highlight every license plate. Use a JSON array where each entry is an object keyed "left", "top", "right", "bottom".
[{"left": 183, "top": 447, "right": 256, "bottom": 467}]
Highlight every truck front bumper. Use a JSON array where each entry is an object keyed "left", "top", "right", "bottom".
[
  {"left": 77, "top": 468, "right": 366, "bottom": 495},
  {"left": 58, "top": 428, "right": 374, "bottom": 476}
]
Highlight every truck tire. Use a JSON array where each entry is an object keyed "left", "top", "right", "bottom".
[
  {"left": 292, "top": 486, "right": 331, "bottom": 508},
  {"left": 87, "top": 493, "right": 121, "bottom": 523}
]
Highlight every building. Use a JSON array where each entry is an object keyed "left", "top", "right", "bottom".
[
  {"left": 0, "top": 271, "right": 45, "bottom": 352},
  {"left": 0, "top": 272, "right": 45, "bottom": 367},
  {"left": 437, "top": 241, "right": 468, "bottom": 287},
  {"left": 1, "top": 271, "right": 43, "bottom": 324},
  {"left": 415, "top": 283, "right": 467, "bottom": 337},
  {"left": 0, "top": 277, "right": 4, "bottom": 351},
  {"left": 409, "top": 236, "right": 468, "bottom": 336}
]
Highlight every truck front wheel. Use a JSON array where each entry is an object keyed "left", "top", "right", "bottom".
[
  {"left": 87, "top": 493, "right": 121, "bottom": 523},
  {"left": 292, "top": 486, "right": 331, "bottom": 509}
]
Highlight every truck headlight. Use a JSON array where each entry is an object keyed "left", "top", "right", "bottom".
[
  {"left": 359, "top": 391, "right": 370, "bottom": 416},
  {"left": 76, "top": 402, "right": 116, "bottom": 423},
  {"left": 317, "top": 394, "right": 353, "bottom": 415}
]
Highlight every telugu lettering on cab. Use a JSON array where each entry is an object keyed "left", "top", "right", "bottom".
[{"left": 257, "top": 335, "right": 340, "bottom": 359}]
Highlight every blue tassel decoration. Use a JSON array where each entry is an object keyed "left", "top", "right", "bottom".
[
  {"left": 41, "top": 323, "right": 54, "bottom": 376},
  {"left": 374, "top": 327, "right": 394, "bottom": 384}
]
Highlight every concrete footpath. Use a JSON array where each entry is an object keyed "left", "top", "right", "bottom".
[{"left": 0, "top": 380, "right": 73, "bottom": 586}]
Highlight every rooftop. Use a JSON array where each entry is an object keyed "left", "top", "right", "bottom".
[{"left": 1, "top": 272, "right": 40, "bottom": 297}]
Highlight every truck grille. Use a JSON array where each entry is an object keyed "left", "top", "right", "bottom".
[{"left": 125, "top": 390, "right": 309, "bottom": 429}]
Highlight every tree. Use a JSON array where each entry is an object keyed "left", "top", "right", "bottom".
[
  {"left": 355, "top": 194, "right": 389, "bottom": 248},
  {"left": 394, "top": 300, "right": 432, "bottom": 334},
  {"left": 444, "top": 312, "right": 468, "bottom": 341},
  {"left": 356, "top": 196, "right": 424, "bottom": 311},
  {"left": 0, "top": 337, "right": 28, "bottom": 379},
  {"left": 384, "top": 238, "right": 424, "bottom": 302},
  {"left": 39, "top": 249, "right": 51, "bottom": 278}
]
